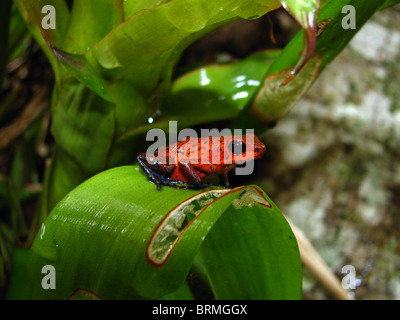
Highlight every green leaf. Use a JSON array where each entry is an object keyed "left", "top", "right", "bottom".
[
  {"left": 45, "top": 41, "right": 111, "bottom": 101},
  {"left": 6, "top": 6, "right": 29, "bottom": 62},
  {"left": 60, "top": 0, "right": 124, "bottom": 54},
  {"left": 14, "top": 0, "right": 70, "bottom": 81},
  {"left": 200, "top": 187, "right": 302, "bottom": 299},
  {"left": 281, "top": 0, "right": 320, "bottom": 27},
  {"left": 51, "top": 78, "right": 115, "bottom": 174},
  {"left": 379, "top": 0, "right": 400, "bottom": 10},
  {"left": 116, "top": 49, "right": 280, "bottom": 144},
  {"left": 123, "top": 0, "right": 171, "bottom": 20},
  {"left": 280, "top": 0, "right": 320, "bottom": 85},
  {"left": 166, "top": 50, "right": 280, "bottom": 125},
  {"left": 251, "top": 0, "right": 384, "bottom": 123},
  {"left": 29, "top": 165, "right": 301, "bottom": 299},
  {"left": 252, "top": 53, "right": 323, "bottom": 122},
  {"left": 5, "top": 248, "right": 32, "bottom": 300},
  {"left": 160, "top": 281, "right": 194, "bottom": 300}
]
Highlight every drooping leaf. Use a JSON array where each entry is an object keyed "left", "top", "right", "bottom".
[{"left": 29, "top": 165, "right": 301, "bottom": 299}]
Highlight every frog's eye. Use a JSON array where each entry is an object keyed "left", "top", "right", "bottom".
[{"left": 229, "top": 140, "right": 246, "bottom": 155}]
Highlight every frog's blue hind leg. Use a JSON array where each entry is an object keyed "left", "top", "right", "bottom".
[
  {"left": 137, "top": 154, "right": 205, "bottom": 190},
  {"left": 137, "top": 154, "right": 175, "bottom": 190}
]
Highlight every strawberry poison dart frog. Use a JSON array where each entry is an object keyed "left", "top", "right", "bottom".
[{"left": 137, "top": 133, "right": 266, "bottom": 190}]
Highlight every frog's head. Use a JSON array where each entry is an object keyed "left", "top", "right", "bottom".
[{"left": 227, "top": 134, "right": 266, "bottom": 164}]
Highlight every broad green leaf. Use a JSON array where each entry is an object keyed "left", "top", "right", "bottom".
[
  {"left": 29, "top": 165, "right": 301, "bottom": 299},
  {"left": 60, "top": 0, "right": 124, "bottom": 54},
  {"left": 166, "top": 50, "right": 280, "bottom": 124},
  {"left": 200, "top": 196, "right": 302, "bottom": 299}
]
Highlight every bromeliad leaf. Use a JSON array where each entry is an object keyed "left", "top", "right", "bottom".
[
  {"left": 168, "top": 50, "right": 280, "bottom": 122},
  {"left": 29, "top": 166, "right": 301, "bottom": 299},
  {"left": 250, "top": 0, "right": 384, "bottom": 124},
  {"left": 251, "top": 53, "right": 323, "bottom": 123},
  {"left": 200, "top": 190, "right": 302, "bottom": 299},
  {"left": 84, "top": 0, "right": 282, "bottom": 111},
  {"left": 59, "top": 0, "right": 124, "bottom": 54},
  {"left": 280, "top": 0, "right": 320, "bottom": 85},
  {"left": 13, "top": 0, "right": 70, "bottom": 81},
  {"left": 44, "top": 36, "right": 111, "bottom": 101}
]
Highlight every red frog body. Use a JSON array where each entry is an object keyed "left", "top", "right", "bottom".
[{"left": 137, "top": 133, "right": 266, "bottom": 190}]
